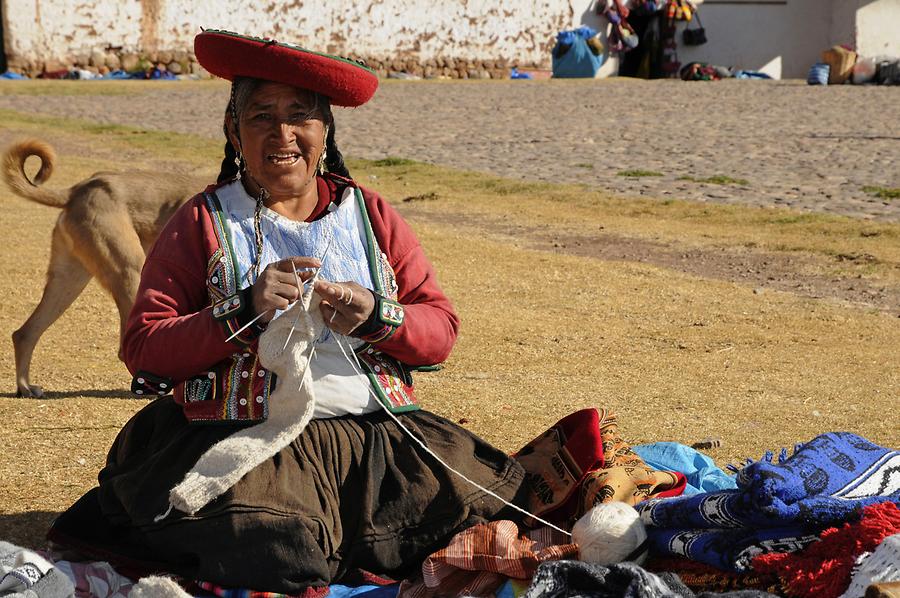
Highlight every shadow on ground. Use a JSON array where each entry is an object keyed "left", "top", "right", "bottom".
[
  {"left": 0, "top": 511, "right": 59, "bottom": 549},
  {"left": 0, "top": 389, "right": 140, "bottom": 400}
]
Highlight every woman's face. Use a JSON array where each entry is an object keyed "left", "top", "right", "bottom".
[{"left": 229, "top": 81, "right": 327, "bottom": 201}]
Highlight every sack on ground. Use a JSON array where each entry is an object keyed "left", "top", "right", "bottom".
[{"left": 552, "top": 27, "right": 604, "bottom": 78}]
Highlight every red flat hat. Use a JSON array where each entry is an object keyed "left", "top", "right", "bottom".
[{"left": 194, "top": 29, "right": 378, "bottom": 107}]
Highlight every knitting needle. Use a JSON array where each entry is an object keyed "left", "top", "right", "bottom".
[
  {"left": 224, "top": 307, "right": 273, "bottom": 344},
  {"left": 282, "top": 232, "right": 335, "bottom": 353},
  {"left": 280, "top": 265, "right": 305, "bottom": 352}
]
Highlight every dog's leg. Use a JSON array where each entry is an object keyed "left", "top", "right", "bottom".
[
  {"left": 13, "top": 225, "right": 91, "bottom": 398},
  {"left": 74, "top": 227, "right": 146, "bottom": 363}
]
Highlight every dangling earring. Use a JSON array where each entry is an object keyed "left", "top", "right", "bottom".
[{"left": 234, "top": 150, "right": 243, "bottom": 180}]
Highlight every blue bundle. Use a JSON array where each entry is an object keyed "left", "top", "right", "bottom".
[
  {"left": 552, "top": 26, "right": 603, "bottom": 78},
  {"left": 637, "top": 432, "right": 900, "bottom": 570},
  {"left": 807, "top": 62, "right": 830, "bottom": 85}
]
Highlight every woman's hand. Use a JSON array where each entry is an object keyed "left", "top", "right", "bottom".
[
  {"left": 316, "top": 280, "right": 375, "bottom": 336},
  {"left": 251, "top": 256, "right": 321, "bottom": 323}
]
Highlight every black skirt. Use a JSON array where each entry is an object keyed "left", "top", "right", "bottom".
[{"left": 49, "top": 397, "right": 526, "bottom": 594}]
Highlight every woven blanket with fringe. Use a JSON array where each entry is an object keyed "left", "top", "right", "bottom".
[
  {"left": 636, "top": 432, "right": 900, "bottom": 571},
  {"left": 751, "top": 501, "right": 900, "bottom": 598}
]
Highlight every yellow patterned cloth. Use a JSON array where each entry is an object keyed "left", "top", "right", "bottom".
[{"left": 515, "top": 409, "right": 685, "bottom": 526}]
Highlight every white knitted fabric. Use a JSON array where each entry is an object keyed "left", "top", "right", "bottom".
[
  {"left": 128, "top": 576, "right": 192, "bottom": 597},
  {"left": 840, "top": 533, "right": 900, "bottom": 598},
  {"left": 165, "top": 290, "right": 324, "bottom": 517}
]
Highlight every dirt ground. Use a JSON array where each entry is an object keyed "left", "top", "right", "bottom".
[
  {"left": 0, "top": 80, "right": 897, "bottom": 551},
  {"left": 0, "top": 78, "right": 898, "bottom": 220}
]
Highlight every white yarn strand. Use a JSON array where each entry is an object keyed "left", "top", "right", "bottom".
[
  {"left": 330, "top": 333, "right": 572, "bottom": 537},
  {"left": 283, "top": 226, "right": 335, "bottom": 350}
]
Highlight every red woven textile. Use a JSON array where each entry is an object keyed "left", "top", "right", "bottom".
[{"left": 751, "top": 501, "right": 900, "bottom": 598}]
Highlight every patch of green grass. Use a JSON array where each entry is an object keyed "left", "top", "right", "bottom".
[
  {"left": 0, "top": 109, "right": 220, "bottom": 167},
  {"left": 678, "top": 174, "right": 750, "bottom": 186},
  {"left": 617, "top": 169, "right": 663, "bottom": 177},
  {"left": 862, "top": 185, "right": 900, "bottom": 200},
  {"left": 372, "top": 157, "right": 418, "bottom": 167},
  {"left": 771, "top": 213, "right": 821, "bottom": 225},
  {"left": 473, "top": 178, "right": 549, "bottom": 196},
  {"left": 347, "top": 154, "right": 900, "bottom": 275},
  {"left": 0, "top": 81, "right": 138, "bottom": 96},
  {"left": 0, "top": 79, "right": 224, "bottom": 97}
]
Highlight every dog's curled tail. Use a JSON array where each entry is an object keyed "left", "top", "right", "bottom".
[{"left": 2, "top": 138, "right": 68, "bottom": 208}]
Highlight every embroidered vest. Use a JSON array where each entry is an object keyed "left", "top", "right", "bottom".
[{"left": 177, "top": 186, "right": 420, "bottom": 424}]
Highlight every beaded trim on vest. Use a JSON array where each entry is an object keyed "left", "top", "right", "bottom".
[
  {"left": 200, "top": 191, "right": 274, "bottom": 421},
  {"left": 352, "top": 188, "right": 418, "bottom": 412}
]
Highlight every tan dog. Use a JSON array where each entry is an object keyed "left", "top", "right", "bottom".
[{"left": 3, "top": 139, "right": 206, "bottom": 397}]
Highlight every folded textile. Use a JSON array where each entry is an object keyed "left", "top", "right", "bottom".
[
  {"left": 639, "top": 433, "right": 900, "bottom": 530},
  {"left": 645, "top": 527, "right": 820, "bottom": 573},
  {"left": 522, "top": 559, "right": 780, "bottom": 598},
  {"left": 637, "top": 432, "right": 900, "bottom": 571},
  {"left": 0, "top": 542, "right": 74, "bottom": 598},
  {"left": 808, "top": 63, "right": 831, "bottom": 85},
  {"left": 515, "top": 409, "right": 685, "bottom": 527},
  {"left": 633, "top": 443, "right": 737, "bottom": 496},
  {"left": 841, "top": 532, "right": 900, "bottom": 598},
  {"left": 398, "top": 520, "right": 576, "bottom": 598},
  {"left": 732, "top": 70, "right": 773, "bottom": 80},
  {"left": 752, "top": 501, "right": 900, "bottom": 598},
  {"left": 53, "top": 559, "right": 133, "bottom": 598},
  {"left": 646, "top": 557, "right": 782, "bottom": 595},
  {"left": 327, "top": 584, "right": 400, "bottom": 598},
  {"left": 0, "top": 569, "right": 73, "bottom": 598}
]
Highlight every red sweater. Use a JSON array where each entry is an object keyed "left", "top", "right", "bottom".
[{"left": 122, "top": 177, "right": 459, "bottom": 385}]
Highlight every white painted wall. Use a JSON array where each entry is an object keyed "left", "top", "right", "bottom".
[
  {"left": 676, "top": 0, "right": 832, "bottom": 79},
  {"left": 856, "top": 0, "right": 900, "bottom": 59},
  {"left": 3, "top": 0, "right": 143, "bottom": 61},
  {"left": 2, "top": 0, "right": 898, "bottom": 78},
  {"left": 152, "top": 0, "right": 581, "bottom": 62},
  {"left": 3, "top": 0, "right": 588, "bottom": 65}
]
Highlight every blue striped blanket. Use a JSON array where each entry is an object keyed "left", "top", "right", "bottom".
[{"left": 636, "top": 432, "right": 900, "bottom": 571}]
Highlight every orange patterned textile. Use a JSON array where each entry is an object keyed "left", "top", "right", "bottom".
[{"left": 514, "top": 409, "right": 686, "bottom": 527}]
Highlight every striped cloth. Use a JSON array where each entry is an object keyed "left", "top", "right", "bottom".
[
  {"left": 807, "top": 62, "right": 830, "bottom": 85},
  {"left": 398, "top": 521, "right": 577, "bottom": 598}
]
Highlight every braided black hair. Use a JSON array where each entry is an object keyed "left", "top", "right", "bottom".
[
  {"left": 324, "top": 119, "right": 350, "bottom": 179},
  {"left": 217, "top": 131, "right": 241, "bottom": 183}
]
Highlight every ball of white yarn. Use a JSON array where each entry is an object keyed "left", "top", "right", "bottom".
[{"left": 572, "top": 502, "right": 648, "bottom": 565}]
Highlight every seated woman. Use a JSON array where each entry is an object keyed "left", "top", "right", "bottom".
[{"left": 49, "top": 30, "right": 526, "bottom": 594}]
